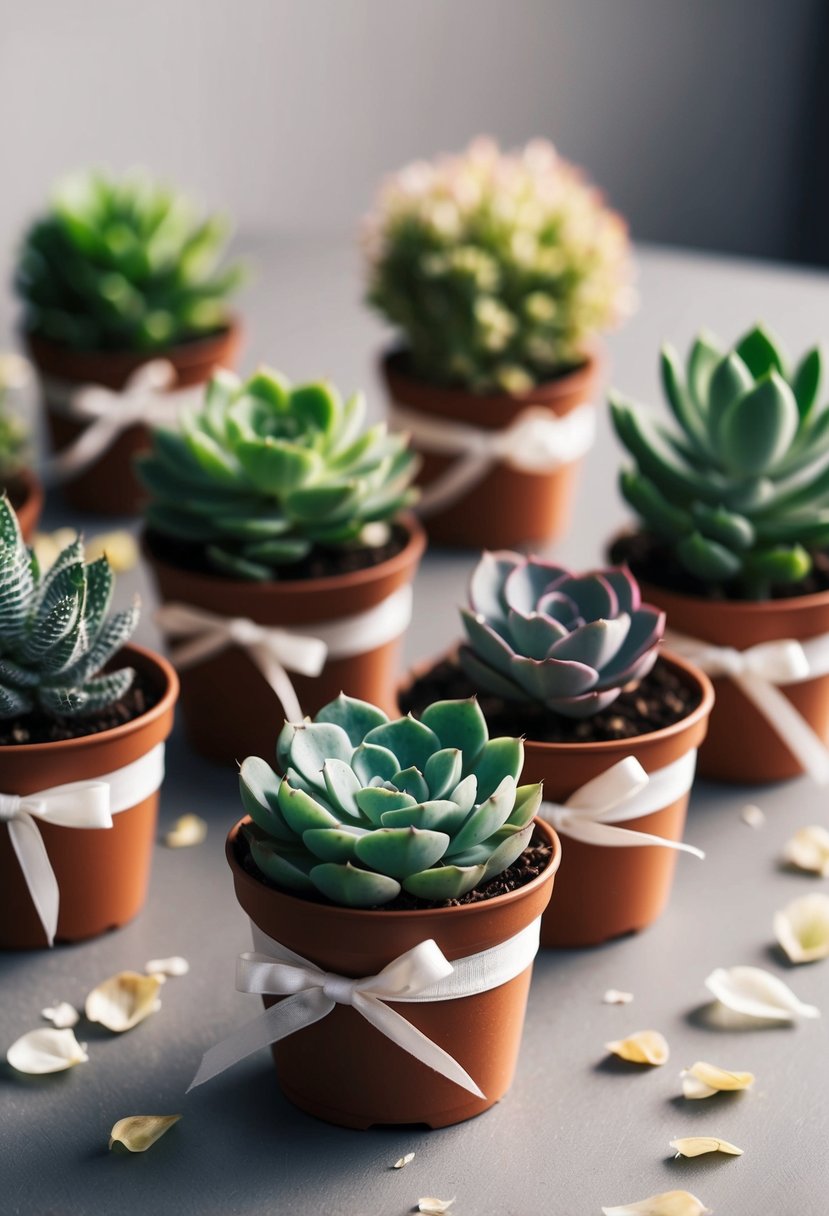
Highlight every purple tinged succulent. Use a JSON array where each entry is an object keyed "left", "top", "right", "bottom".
[{"left": 459, "top": 551, "right": 665, "bottom": 719}]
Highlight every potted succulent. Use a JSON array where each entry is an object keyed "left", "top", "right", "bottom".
[
  {"left": 0, "top": 496, "right": 178, "bottom": 949},
  {"left": 363, "top": 136, "right": 634, "bottom": 549},
  {"left": 399, "top": 553, "right": 714, "bottom": 948},
  {"left": 139, "top": 367, "right": 425, "bottom": 764},
  {"left": 190, "top": 693, "right": 560, "bottom": 1128},
  {"left": 610, "top": 324, "right": 829, "bottom": 783},
  {"left": 0, "top": 354, "right": 42, "bottom": 540},
  {"left": 14, "top": 168, "right": 244, "bottom": 515}
]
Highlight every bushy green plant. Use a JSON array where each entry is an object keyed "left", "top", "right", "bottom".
[
  {"left": 0, "top": 496, "right": 139, "bottom": 719},
  {"left": 240, "top": 693, "right": 542, "bottom": 907},
  {"left": 139, "top": 367, "right": 419, "bottom": 580},
  {"left": 15, "top": 169, "right": 243, "bottom": 353},
  {"left": 363, "top": 137, "right": 633, "bottom": 393},
  {"left": 611, "top": 324, "right": 829, "bottom": 598}
]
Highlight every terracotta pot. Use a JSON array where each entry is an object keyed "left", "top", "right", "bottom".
[
  {"left": 226, "top": 815, "right": 561, "bottom": 1128},
  {"left": 639, "top": 578, "right": 829, "bottom": 784},
  {"left": 380, "top": 349, "right": 600, "bottom": 549},
  {"left": 0, "top": 645, "right": 178, "bottom": 949},
  {"left": 143, "top": 516, "right": 426, "bottom": 765},
  {"left": 26, "top": 320, "right": 242, "bottom": 516},
  {"left": 4, "top": 467, "right": 44, "bottom": 540}
]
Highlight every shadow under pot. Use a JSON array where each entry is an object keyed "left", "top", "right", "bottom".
[
  {"left": 25, "top": 320, "right": 242, "bottom": 517},
  {"left": 3, "top": 467, "right": 44, "bottom": 541},
  {"left": 143, "top": 515, "right": 426, "bottom": 766},
  {"left": 379, "top": 350, "right": 600, "bottom": 550},
  {"left": 0, "top": 645, "right": 178, "bottom": 949},
  {"left": 224, "top": 815, "right": 561, "bottom": 1129}
]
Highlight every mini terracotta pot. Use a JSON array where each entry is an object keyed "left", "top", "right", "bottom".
[
  {"left": 380, "top": 349, "right": 601, "bottom": 549},
  {"left": 226, "top": 816, "right": 561, "bottom": 1128},
  {"left": 144, "top": 516, "right": 426, "bottom": 765},
  {"left": 26, "top": 320, "right": 242, "bottom": 516},
  {"left": 4, "top": 467, "right": 44, "bottom": 540},
  {"left": 0, "top": 645, "right": 178, "bottom": 949},
  {"left": 639, "top": 579, "right": 829, "bottom": 784}
]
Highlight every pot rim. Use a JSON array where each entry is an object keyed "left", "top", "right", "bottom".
[
  {"left": 23, "top": 314, "right": 243, "bottom": 368},
  {"left": 142, "top": 511, "right": 427, "bottom": 602},
  {"left": 226, "top": 814, "right": 561, "bottom": 927},
  {"left": 0, "top": 642, "right": 179, "bottom": 760},
  {"left": 380, "top": 345, "right": 600, "bottom": 406}
]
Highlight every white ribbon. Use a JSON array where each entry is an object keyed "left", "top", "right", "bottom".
[
  {"left": 540, "top": 750, "right": 704, "bottom": 856},
  {"left": 665, "top": 627, "right": 829, "bottom": 785},
  {"left": 0, "top": 743, "right": 166, "bottom": 945},
  {"left": 155, "top": 584, "right": 413, "bottom": 724},
  {"left": 43, "top": 360, "right": 203, "bottom": 482},
  {"left": 390, "top": 401, "right": 596, "bottom": 517},
  {"left": 189, "top": 917, "right": 541, "bottom": 1095}
]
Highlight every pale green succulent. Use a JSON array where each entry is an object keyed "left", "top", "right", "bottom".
[
  {"left": 0, "top": 495, "right": 139, "bottom": 719},
  {"left": 240, "top": 694, "right": 543, "bottom": 907}
]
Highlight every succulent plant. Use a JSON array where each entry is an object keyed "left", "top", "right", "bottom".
[
  {"left": 15, "top": 168, "right": 243, "bottom": 353},
  {"left": 0, "top": 496, "right": 139, "bottom": 719},
  {"left": 139, "top": 367, "right": 419, "bottom": 580},
  {"left": 363, "top": 137, "right": 633, "bottom": 394},
  {"left": 611, "top": 325, "right": 829, "bottom": 598},
  {"left": 0, "top": 357, "right": 28, "bottom": 481},
  {"left": 459, "top": 551, "right": 664, "bottom": 718},
  {"left": 239, "top": 693, "right": 543, "bottom": 907}
]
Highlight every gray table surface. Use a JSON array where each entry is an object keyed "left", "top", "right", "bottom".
[{"left": 2, "top": 238, "right": 829, "bottom": 1216}]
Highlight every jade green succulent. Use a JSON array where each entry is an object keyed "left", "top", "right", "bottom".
[
  {"left": 0, "top": 496, "right": 139, "bottom": 718},
  {"left": 15, "top": 168, "right": 243, "bottom": 353},
  {"left": 363, "top": 137, "right": 633, "bottom": 393},
  {"left": 239, "top": 694, "right": 542, "bottom": 907},
  {"left": 139, "top": 367, "right": 419, "bottom": 580},
  {"left": 611, "top": 325, "right": 829, "bottom": 598},
  {"left": 460, "top": 551, "right": 663, "bottom": 718}
]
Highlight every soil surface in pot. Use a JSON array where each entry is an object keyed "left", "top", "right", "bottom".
[
  {"left": 0, "top": 670, "right": 159, "bottom": 746},
  {"left": 612, "top": 531, "right": 829, "bottom": 602},
  {"left": 146, "top": 524, "right": 408, "bottom": 582},
  {"left": 236, "top": 832, "right": 552, "bottom": 912},
  {"left": 400, "top": 655, "right": 698, "bottom": 744}
]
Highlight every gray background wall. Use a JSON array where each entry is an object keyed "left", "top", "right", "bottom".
[{"left": 0, "top": 0, "right": 824, "bottom": 313}]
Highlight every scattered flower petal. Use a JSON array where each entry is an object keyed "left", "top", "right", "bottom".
[
  {"left": 109, "top": 1114, "right": 181, "bottom": 1152},
  {"left": 783, "top": 825, "right": 829, "bottom": 877},
  {"left": 605, "top": 1029, "right": 669, "bottom": 1065},
  {"left": 602, "top": 1191, "right": 711, "bottom": 1216},
  {"left": 774, "top": 893, "right": 829, "bottom": 964},
  {"left": 670, "top": 1136, "right": 742, "bottom": 1158},
  {"left": 418, "top": 1200, "right": 454, "bottom": 1214},
  {"left": 681, "top": 1061, "right": 755, "bottom": 1100},
  {"left": 85, "top": 972, "right": 162, "bottom": 1032},
  {"left": 394, "top": 1152, "right": 415, "bottom": 1169},
  {"left": 740, "top": 803, "right": 765, "bottom": 828},
  {"left": 32, "top": 528, "right": 77, "bottom": 571},
  {"left": 41, "top": 1001, "right": 80, "bottom": 1028},
  {"left": 85, "top": 531, "right": 139, "bottom": 573},
  {"left": 705, "top": 965, "right": 820, "bottom": 1021},
  {"left": 7, "top": 1027, "right": 88, "bottom": 1074},
  {"left": 603, "top": 989, "right": 634, "bottom": 1005},
  {"left": 145, "top": 956, "right": 190, "bottom": 978},
  {"left": 163, "top": 814, "right": 207, "bottom": 848}
]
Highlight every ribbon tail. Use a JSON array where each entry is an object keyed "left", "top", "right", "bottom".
[
  {"left": 415, "top": 453, "right": 495, "bottom": 518},
  {"left": 45, "top": 415, "right": 127, "bottom": 484},
  {"left": 250, "top": 643, "right": 304, "bottom": 723},
  {"left": 355, "top": 993, "right": 484, "bottom": 1098},
  {"left": 7, "top": 815, "right": 60, "bottom": 946},
  {"left": 735, "top": 671, "right": 829, "bottom": 785},
  {"left": 188, "top": 989, "right": 333, "bottom": 1091},
  {"left": 556, "top": 816, "right": 704, "bottom": 858}
]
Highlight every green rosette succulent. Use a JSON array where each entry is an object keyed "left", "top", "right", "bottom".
[
  {"left": 611, "top": 324, "right": 829, "bottom": 598},
  {"left": 139, "top": 367, "right": 419, "bottom": 580},
  {"left": 0, "top": 496, "right": 139, "bottom": 718},
  {"left": 15, "top": 168, "right": 243, "bottom": 353},
  {"left": 239, "top": 694, "right": 543, "bottom": 908},
  {"left": 460, "top": 551, "right": 664, "bottom": 718}
]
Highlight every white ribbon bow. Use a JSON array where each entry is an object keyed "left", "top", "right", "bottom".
[
  {"left": 0, "top": 743, "right": 165, "bottom": 945},
  {"left": 155, "top": 585, "right": 413, "bottom": 724},
  {"left": 188, "top": 918, "right": 542, "bottom": 1095},
  {"left": 540, "top": 751, "right": 704, "bottom": 856},
  {"left": 665, "top": 627, "right": 829, "bottom": 785},
  {"left": 44, "top": 360, "right": 203, "bottom": 482},
  {"left": 390, "top": 401, "right": 596, "bottom": 517}
]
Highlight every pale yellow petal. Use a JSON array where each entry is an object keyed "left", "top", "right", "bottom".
[
  {"left": 670, "top": 1136, "right": 742, "bottom": 1157},
  {"left": 85, "top": 531, "right": 139, "bottom": 573},
  {"left": 7, "top": 1027, "right": 88, "bottom": 1074},
  {"left": 109, "top": 1114, "right": 181, "bottom": 1152},
  {"left": 41, "top": 1001, "right": 80, "bottom": 1028},
  {"left": 162, "top": 814, "right": 207, "bottom": 848},
  {"left": 145, "top": 956, "right": 190, "bottom": 977},
  {"left": 603, "top": 989, "right": 634, "bottom": 1005},
  {"left": 681, "top": 1060, "right": 754, "bottom": 1099},
  {"left": 783, "top": 825, "right": 829, "bottom": 877},
  {"left": 602, "top": 1191, "right": 711, "bottom": 1216},
  {"left": 774, "top": 893, "right": 829, "bottom": 964},
  {"left": 85, "top": 971, "right": 162, "bottom": 1032},
  {"left": 740, "top": 803, "right": 765, "bottom": 828},
  {"left": 418, "top": 1200, "right": 454, "bottom": 1214},
  {"left": 605, "top": 1029, "right": 669, "bottom": 1065},
  {"left": 393, "top": 1152, "right": 415, "bottom": 1168}
]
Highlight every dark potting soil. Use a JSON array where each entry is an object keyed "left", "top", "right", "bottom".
[
  {"left": 399, "top": 654, "right": 698, "bottom": 744},
  {"left": 146, "top": 524, "right": 409, "bottom": 583},
  {"left": 236, "top": 833, "right": 553, "bottom": 912},
  {"left": 611, "top": 531, "right": 829, "bottom": 602},
  {"left": 0, "top": 669, "right": 159, "bottom": 746}
]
